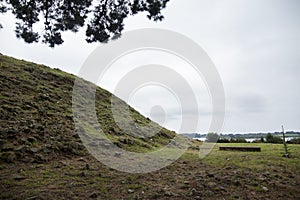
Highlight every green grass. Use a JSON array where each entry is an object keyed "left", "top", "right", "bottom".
[
  {"left": 202, "top": 143, "right": 300, "bottom": 171},
  {"left": 0, "top": 53, "right": 176, "bottom": 162},
  {"left": 1, "top": 143, "right": 299, "bottom": 199}
]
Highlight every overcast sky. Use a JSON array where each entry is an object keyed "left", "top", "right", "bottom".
[{"left": 1, "top": 0, "right": 299, "bottom": 133}]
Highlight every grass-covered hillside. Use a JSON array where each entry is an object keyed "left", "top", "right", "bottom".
[{"left": 0, "top": 53, "right": 176, "bottom": 164}]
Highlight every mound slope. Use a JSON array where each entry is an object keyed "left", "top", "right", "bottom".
[{"left": 0, "top": 54, "right": 176, "bottom": 163}]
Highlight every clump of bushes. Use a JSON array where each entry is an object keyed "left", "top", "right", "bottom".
[
  {"left": 229, "top": 138, "right": 247, "bottom": 143},
  {"left": 266, "top": 133, "right": 283, "bottom": 144},
  {"left": 217, "top": 138, "right": 230, "bottom": 143},
  {"left": 206, "top": 133, "right": 219, "bottom": 143},
  {"left": 217, "top": 138, "right": 247, "bottom": 143},
  {"left": 287, "top": 138, "right": 300, "bottom": 144}
]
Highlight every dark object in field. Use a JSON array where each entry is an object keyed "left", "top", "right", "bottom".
[{"left": 219, "top": 146, "right": 261, "bottom": 152}]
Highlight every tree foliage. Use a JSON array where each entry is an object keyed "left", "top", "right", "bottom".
[
  {"left": 0, "top": 0, "right": 170, "bottom": 47},
  {"left": 206, "top": 132, "right": 219, "bottom": 143},
  {"left": 266, "top": 133, "right": 283, "bottom": 144},
  {"left": 287, "top": 137, "right": 300, "bottom": 144},
  {"left": 229, "top": 138, "right": 247, "bottom": 143}
]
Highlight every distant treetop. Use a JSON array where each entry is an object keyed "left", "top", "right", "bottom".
[{"left": 0, "top": 0, "right": 170, "bottom": 47}]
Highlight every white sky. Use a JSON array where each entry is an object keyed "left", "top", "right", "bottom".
[{"left": 1, "top": 0, "right": 300, "bottom": 133}]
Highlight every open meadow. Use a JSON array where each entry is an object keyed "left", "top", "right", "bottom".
[{"left": 1, "top": 142, "right": 299, "bottom": 199}]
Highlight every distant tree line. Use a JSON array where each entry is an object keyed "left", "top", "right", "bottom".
[
  {"left": 215, "top": 133, "right": 300, "bottom": 144},
  {"left": 206, "top": 133, "right": 249, "bottom": 143},
  {"left": 217, "top": 138, "right": 248, "bottom": 143}
]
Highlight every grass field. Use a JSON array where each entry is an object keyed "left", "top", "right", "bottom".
[
  {"left": 202, "top": 143, "right": 300, "bottom": 171},
  {"left": 1, "top": 142, "right": 299, "bottom": 199}
]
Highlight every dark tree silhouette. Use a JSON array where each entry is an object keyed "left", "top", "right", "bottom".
[
  {"left": 0, "top": 0, "right": 170, "bottom": 47},
  {"left": 206, "top": 132, "right": 219, "bottom": 143}
]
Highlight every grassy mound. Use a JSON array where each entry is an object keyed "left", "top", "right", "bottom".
[{"left": 0, "top": 54, "right": 175, "bottom": 163}]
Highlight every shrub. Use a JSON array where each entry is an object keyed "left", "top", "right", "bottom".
[
  {"left": 230, "top": 138, "right": 247, "bottom": 143},
  {"left": 266, "top": 133, "right": 283, "bottom": 144},
  {"left": 287, "top": 138, "right": 300, "bottom": 144},
  {"left": 217, "top": 138, "right": 230, "bottom": 143},
  {"left": 206, "top": 133, "right": 219, "bottom": 142}
]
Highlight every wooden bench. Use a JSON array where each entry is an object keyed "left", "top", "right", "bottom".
[{"left": 219, "top": 146, "right": 261, "bottom": 152}]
